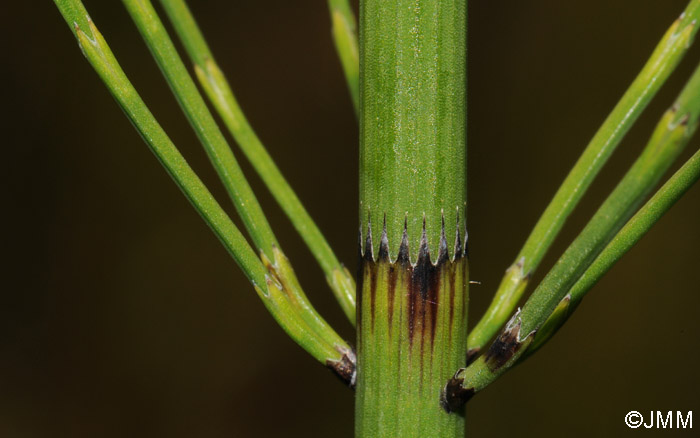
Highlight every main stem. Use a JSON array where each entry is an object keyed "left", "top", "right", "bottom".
[{"left": 356, "top": 1, "right": 468, "bottom": 437}]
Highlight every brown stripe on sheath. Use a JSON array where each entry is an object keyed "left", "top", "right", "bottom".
[
  {"left": 448, "top": 259, "right": 456, "bottom": 339},
  {"left": 387, "top": 264, "right": 397, "bottom": 335},
  {"left": 458, "top": 214, "right": 468, "bottom": 323},
  {"left": 375, "top": 224, "right": 391, "bottom": 332},
  {"left": 369, "top": 265, "right": 377, "bottom": 331},
  {"left": 365, "top": 219, "right": 377, "bottom": 330},
  {"left": 461, "top": 258, "right": 468, "bottom": 321},
  {"left": 434, "top": 221, "right": 449, "bottom": 346},
  {"left": 356, "top": 228, "right": 364, "bottom": 331},
  {"left": 409, "top": 222, "right": 443, "bottom": 349}
]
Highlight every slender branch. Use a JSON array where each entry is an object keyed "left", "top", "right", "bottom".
[
  {"left": 526, "top": 146, "right": 700, "bottom": 355},
  {"left": 467, "top": 0, "right": 700, "bottom": 355},
  {"left": 53, "top": 0, "right": 264, "bottom": 289},
  {"left": 521, "top": 61, "right": 700, "bottom": 337},
  {"left": 121, "top": 0, "right": 277, "bottom": 259},
  {"left": 53, "top": 0, "right": 355, "bottom": 383},
  {"left": 328, "top": 0, "right": 360, "bottom": 115},
  {"left": 122, "top": 0, "right": 355, "bottom": 379},
  {"left": 157, "top": 0, "right": 357, "bottom": 324},
  {"left": 447, "top": 60, "right": 700, "bottom": 406}
]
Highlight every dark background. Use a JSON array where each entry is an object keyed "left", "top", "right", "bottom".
[{"left": 3, "top": 1, "right": 700, "bottom": 436}]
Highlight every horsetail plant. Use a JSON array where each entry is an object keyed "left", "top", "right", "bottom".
[{"left": 53, "top": 0, "right": 700, "bottom": 436}]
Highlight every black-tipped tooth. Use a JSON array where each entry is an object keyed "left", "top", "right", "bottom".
[
  {"left": 463, "top": 228, "right": 469, "bottom": 257},
  {"left": 416, "top": 219, "right": 431, "bottom": 267},
  {"left": 454, "top": 225, "right": 463, "bottom": 260},
  {"left": 437, "top": 214, "right": 449, "bottom": 264},
  {"left": 377, "top": 216, "right": 390, "bottom": 261},
  {"left": 363, "top": 216, "right": 374, "bottom": 262},
  {"left": 361, "top": 211, "right": 467, "bottom": 264},
  {"left": 396, "top": 217, "right": 411, "bottom": 265}
]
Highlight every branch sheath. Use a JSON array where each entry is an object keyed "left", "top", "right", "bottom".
[
  {"left": 447, "top": 61, "right": 700, "bottom": 407},
  {"left": 157, "top": 0, "right": 357, "bottom": 324},
  {"left": 54, "top": 0, "right": 355, "bottom": 384},
  {"left": 468, "top": 0, "right": 700, "bottom": 354}
]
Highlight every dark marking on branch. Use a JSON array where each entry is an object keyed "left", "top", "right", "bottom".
[
  {"left": 465, "top": 347, "right": 480, "bottom": 366},
  {"left": 483, "top": 310, "right": 535, "bottom": 372},
  {"left": 441, "top": 373, "right": 474, "bottom": 413},
  {"left": 327, "top": 347, "right": 357, "bottom": 388}
]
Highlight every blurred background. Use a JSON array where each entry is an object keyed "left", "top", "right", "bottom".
[{"left": 2, "top": 0, "right": 699, "bottom": 436}]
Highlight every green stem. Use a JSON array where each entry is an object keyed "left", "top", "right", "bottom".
[
  {"left": 54, "top": 0, "right": 355, "bottom": 384},
  {"left": 467, "top": 0, "right": 700, "bottom": 354},
  {"left": 360, "top": 0, "right": 467, "bottom": 260},
  {"left": 447, "top": 61, "right": 700, "bottom": 406},
  {"left": 121, "top": 0, "right": 277, "bottom": 259},
  {"left": 357, "top": 0, "right": 468, "bottom": 436},
  {"left": 328, "top": 0, "right": 360, "bottom": 115},
  {"left": 157, "top": 0, "right": 357, "bottom": 325}
]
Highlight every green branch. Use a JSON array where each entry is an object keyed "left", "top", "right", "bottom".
[
  {"left": 467, "top": 0, "right": 700, "bottom": 354},
  {"left": 328, "top": 0, "right": 360, "bottom": 115},
  {"left": 120, "top": 0, "right": 356, "bottom": 364},
  {"left": 53, "top": 0, "right": 264, "bottom": 289},
  {"left": 53, "top": 0, "right": 355, "bottom": 384},
  {"left": 527, "top": 141, "right": 700, "bottom": 355},
  {"left": 157, "top": 0, "right": 357, "bottom": 324},
  {"left": 447, "top": 60, "right": 700, "bottom": 406},
  {"left": 121, "top": 0, "right": 277, "bottom": 260}
]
